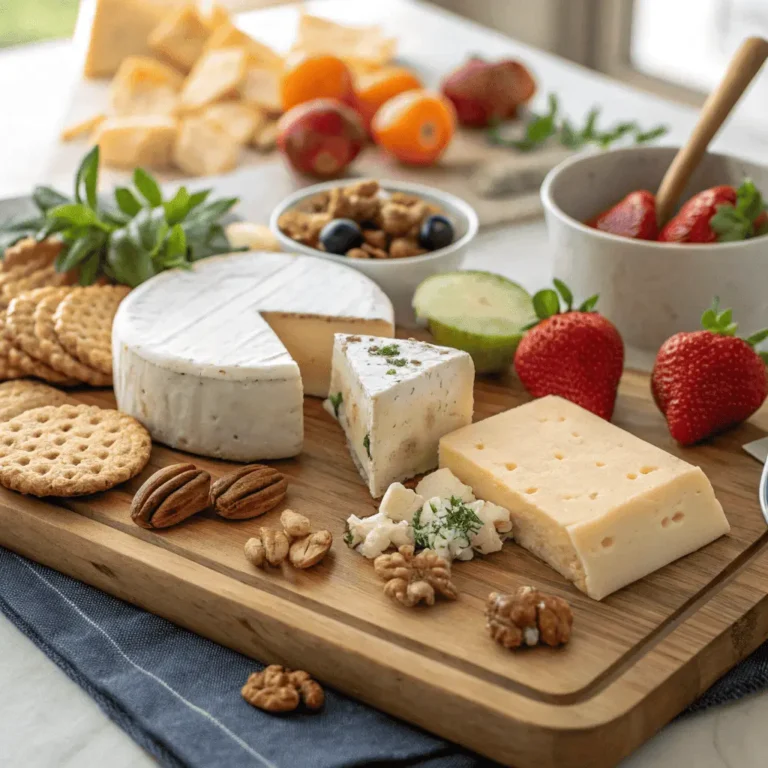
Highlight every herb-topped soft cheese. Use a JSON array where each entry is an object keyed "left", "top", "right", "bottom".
[{"left": 325, "top": 334, "right": 474, "bottom": 497}]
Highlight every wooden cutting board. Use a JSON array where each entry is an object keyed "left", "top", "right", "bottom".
[{"left": 0, "top": 365, "right": 766, "bottom": 768}]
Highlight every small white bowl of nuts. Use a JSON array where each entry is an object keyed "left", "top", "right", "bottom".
[{"left": 269, "top": 179, "right": 479, "bottom": 326}]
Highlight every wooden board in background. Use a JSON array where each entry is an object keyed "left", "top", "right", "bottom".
[{"left": 0, "top": 364, "right": 767, "bottom": 767}]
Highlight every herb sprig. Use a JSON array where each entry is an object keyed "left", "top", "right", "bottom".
[
  {"left": 489, "top": 93, "right": 668, "bottom": 153},
  {"left": 413, "top": 496, "right": 483, "bottom": 551},
  {"left": 0, "top": 147, "right": 240, "bottom": 287}
]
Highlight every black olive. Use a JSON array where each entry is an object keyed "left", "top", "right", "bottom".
[
  {"left": 418, "top": 215, "right": 455, "bottom": 251},
  {"left": 319, "top": 218, "right": 364, "bottom": 255}
]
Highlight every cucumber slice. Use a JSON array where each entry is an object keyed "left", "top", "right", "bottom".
[{"left": 413, "top": 271, "right": 535, "bottom": 373}]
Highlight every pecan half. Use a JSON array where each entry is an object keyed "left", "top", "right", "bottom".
[
  {"left": 210, "top": 464, "right": 287, "bottom": 520},
  {"left": 131, "top": 463, "right": 211, "bottom": 529}
]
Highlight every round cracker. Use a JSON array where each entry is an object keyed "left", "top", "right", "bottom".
[
  {"left": 6, "top": 286, "right": 63, "bottom": 361},
  {"left": 0, "top": 404, "right": 152, "bottom": 497},
  {"left": 4, "top": 294, "right": 78, "bottom": 386},
  {"left": 54, "top": 285, "right": 130, "bottom": 376},
  {"left": 0, "top": 380, "right": 70, "bottom": 421},
  {"left": 0, "top": 357, "right": 25, "bottom": 381},
  {"left": 1, "top": 264, "right": 71, "bottom": 308},
  {"left": 34, "top": 290, "right": 112, "bottom": 386},
  {"left": 3, "top": 237, "right": 61, "bottom": 273}
]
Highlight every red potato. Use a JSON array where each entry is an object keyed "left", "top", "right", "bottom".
[{"left": 276, "top": 98, "right": 366, "bottom": 178}]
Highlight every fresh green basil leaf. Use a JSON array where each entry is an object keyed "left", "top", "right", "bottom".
[
  {"left": 47, "top": 203, "right": 104, "bottom": 229},
  {"left": 133, "top": 168, "right": 162, "bottom": 206},
  {"left": 56, "top": 230, "right": 104, "bottom": 273},
  {"left": 188, "top": 189, "right": 211, "bottom": 210},
  {"left": 78, "top": 250, "right": 101, "bottom": 286},
  {"left": 163, "top": 186, "right": 191, "bottom": 225},
  {"left": 32, "top": 186, "right": 71, "bottom": 213},
  {"left": 189, "top": 197, "right": 239, "bottom": 226},
  {"left": 164, "top": 223, "right": 187, "bottom": 261},
  {"left": 127, "top": 206, "right": 167, "bottom": 252},
  {"left": 107, "top": 228, "right": 157, "bottom": 287},
  {"left": 532, "top": 288, "right": 560, "bottom": 320},
  {"left": 114, "top": 187, "right": 142, "bottom": 217},
  {"left": 74, "top": 146, "right": 100, "bottom": 208}
]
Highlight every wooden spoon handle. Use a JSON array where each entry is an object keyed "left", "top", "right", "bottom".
[{"left": 656, "top": 36, "right": 768, "bottom": 226}]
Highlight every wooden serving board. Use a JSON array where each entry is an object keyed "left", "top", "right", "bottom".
[{"left": 0, "top": 366, "right": 767, "bottom": 768}]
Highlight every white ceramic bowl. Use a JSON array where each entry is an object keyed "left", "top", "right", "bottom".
[
  {"left": 541, "top": 146, "right": 768, "bottom": 357},
  {"left": 269, "top": 179, "right": 479, "bottom": 327}
]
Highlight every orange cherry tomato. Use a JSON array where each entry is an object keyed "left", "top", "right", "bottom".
[
  {"left": 371, "top": 89, "right": 456, "bottom": 165},
  {"left": 280, "top": 54, "right": 356, "bottom": 112},
  {"left": 355, "top": 67, "right": 423, "bottom": 129}
]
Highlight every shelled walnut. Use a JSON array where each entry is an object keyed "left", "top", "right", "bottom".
[
  {"left": 486, "top": 587, "right": 573, "bottom": 649},
  {"left": 241, "top": 664, "right": 324, "bottom": 713},
  {"left": 374, "top": 545, "right": 458, "bottom": 608}
]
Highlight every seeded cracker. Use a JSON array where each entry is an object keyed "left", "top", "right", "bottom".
[
  {"left": 34, "top": 289, "right": 112, "bottom": 386},
  {"left": 0, "top": 404, "right": 152, "bottom": 497},
  {"left": 54, "top": 285, "right": 131, "bottom": 376},
  {"left": 0, "top": 380, "right": 70, "bottom": 422}
]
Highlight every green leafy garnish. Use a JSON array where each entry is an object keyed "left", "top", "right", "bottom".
[
  {"left": 386, "top": 357, "right": 407, "bottom": 367},
  {"left": 369, "top": 343, "right": 400, "bottom": 357},
  {"left": 412, "top": 496, "right": 483, "bottom": 552},
  {"left": 710, "top": 180, "right": 767, "bottom": 243},
  {"left": 386, "top": 369, "right": 396, "bottom": 375},
  {"left": 0, "top": 148, "right": 240, "bottom": 287},
  {"left": 329, "top": 392, "right": 343, "bottom": 418},
  {"left": 343, "top": 529, "right": 354, "bottom": 547},
  {"left": 489, "top": 94, "right": 668, "bottom": 153},
  {"left": 363, "top": 433, "right": 371, "bottom": 460}
]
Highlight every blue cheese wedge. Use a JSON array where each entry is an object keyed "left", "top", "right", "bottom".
[{"left": 326, "top": 334, "right": 474, "bottom": 497}]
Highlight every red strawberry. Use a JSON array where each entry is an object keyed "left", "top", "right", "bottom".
[
  {"left": 658, "top": 185, "right": 737, "bottom": 243},
  {"left": 651, "top": 301, "right": 768, "bottom": 445},
  {"left": 589, "top": 190, "right": 658, "bottom": 240},
  {"left": 514, "top": 280, "right": 624, "bottom": 420},
  {"left": 659, "top": 179, "right": 768, "bottom": 243}
]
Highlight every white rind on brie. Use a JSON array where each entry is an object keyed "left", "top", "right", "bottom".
[{"left": 112, "top": 252, "right": 394, "bottom": 461}]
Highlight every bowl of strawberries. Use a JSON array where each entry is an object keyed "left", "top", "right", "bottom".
[{"left": 540, "top": 146, "right": 768, "bottom": 357}]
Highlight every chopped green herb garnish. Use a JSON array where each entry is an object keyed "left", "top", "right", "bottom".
[
  {"left": 386, "top": 358, "right": 407, "bottom": 367},
  {"left": 343, "top": 529, "right": 354, "bottom": 547},
  {"left": 369, "top": 343, "right": 400, "bottom": 357},
  {"left": 386, "top": 369, "right": 397, "bottom": 375},
  {"left": 363, "top": 433, "right": 371, "bottom": 460},
  {"left": 412, "top": 496, "right": 483, "bottom": 552},
  {"left": 329, "top": 392, "right": 343, "bottom": 418}
]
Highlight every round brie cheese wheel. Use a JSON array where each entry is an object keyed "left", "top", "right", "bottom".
[{"left": 113, "top": 252, "right": 394, "bottom": 461}]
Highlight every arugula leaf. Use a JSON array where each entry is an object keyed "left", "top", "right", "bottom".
[
  {"left": 133, "top": 168, "right": 163, "bottom": 206},
  {"left": 114, "top": 187, "right": 142, "bottom": 217}
]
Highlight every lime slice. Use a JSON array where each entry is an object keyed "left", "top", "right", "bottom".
[{"left": 413, "top": 271, "right": 535, "bottom": 373}]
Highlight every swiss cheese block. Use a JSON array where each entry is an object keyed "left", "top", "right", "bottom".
[
  {"left": 439, "top": 396, "right": 730, "bottom": 600},
  {"left": 112, "top": 253, "right": 394, "bottom": 461},
  {"left": 326, "top": 335, "right": 474, "bottom": 497}
]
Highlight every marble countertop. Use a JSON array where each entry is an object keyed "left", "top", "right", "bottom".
[{"left": 1, "top": 2, "right": 768, "bottom": 766}]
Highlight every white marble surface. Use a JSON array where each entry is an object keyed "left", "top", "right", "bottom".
[{"left": 1, "top": 2, "right": 768, "bottom": 767}]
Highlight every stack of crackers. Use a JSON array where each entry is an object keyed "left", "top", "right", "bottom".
[
  {"left": 0, "top": 380, "right": 151, "bottom": 497},
  {"left": 64, "top": 2, "right": 397, "bottom": 176},
  {"left": 0, "top": 238, "right": 129, "bottom": 386}
]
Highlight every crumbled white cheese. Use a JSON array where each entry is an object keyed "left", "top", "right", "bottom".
[
  {"left": 345, "top": 511, "right": 413, "bottom": 559},
  {"left": 523, "top": 626, "right": 540, "bottom": 646},
  {"left": 415, "top": 468, "right": 475, "bottom": 503},
  {"left": 466, "top": 500, "right": 512, "bottom": 555},
  {"left": 379, "top": 483, "right": 424, "bottom": 523}
]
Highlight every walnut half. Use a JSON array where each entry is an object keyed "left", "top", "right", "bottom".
[
  {"left": 374, "top": 545, "right": 458, "bottom": 608},
  {"left": 486, "top": 587, "right": 573, "bottom": 649},
  {"left": 241, "top": 665, "right": 324, "bottom": 713}
]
